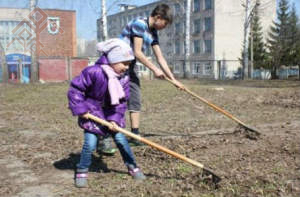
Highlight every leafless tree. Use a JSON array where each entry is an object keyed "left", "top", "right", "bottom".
[{"left": 0, "top": 42, "right": 8, "bottom": 83}]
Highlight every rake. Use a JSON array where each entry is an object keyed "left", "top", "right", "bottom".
[
  {"left": 85, "top": 113, "right": 221, "bottom": 184},
  {"left": 165, "top": 78, "right": 261, "bottom": 136}
]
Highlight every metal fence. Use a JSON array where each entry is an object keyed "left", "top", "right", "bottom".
[
  {"left": 171, "top": 59, "right": 299, "bottom": 80},
  {"left": 171, "top": 59, "right": 242, "bottom": 79}
]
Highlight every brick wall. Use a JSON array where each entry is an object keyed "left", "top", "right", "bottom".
[
  {"left": 37, "top": 9, "right": 77, "bottom": 57},
  {"left": 39, "top": 57, "right": 68, "bottom": 82},
  {"left": 70, "top": 58, "right": 88, "bottom": 79},
  {"left": 39, "top": 57, "right": 88, "bottom": 82}
]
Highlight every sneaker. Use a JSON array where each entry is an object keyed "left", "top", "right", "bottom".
[
  {"left": 128, "top": 138, "right": 144, "bottom": 147},
  {"left": 127, "top": 164, "right": 146, "bottom": 180},
  {"left": 98, "top": 136, "right": 117, "bottom": 155},
  {"left": 75, "top": 169, "right": 88, "bottom": 188}
]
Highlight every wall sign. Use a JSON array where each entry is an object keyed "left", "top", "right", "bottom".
[{"left": 47, "top": 17, "right": 60, "bottom": 35}]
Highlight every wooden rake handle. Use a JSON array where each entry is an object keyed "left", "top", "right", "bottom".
[
  {"left": 85, "top": 113, "right": 221, "bottom": 183},
  {"left": 165, "top": 77, "right": 260, "bottom": 135}
]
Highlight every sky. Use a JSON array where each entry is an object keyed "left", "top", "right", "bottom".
[{"left": 0, "top": 0, "right": 299, "bottom": 40}]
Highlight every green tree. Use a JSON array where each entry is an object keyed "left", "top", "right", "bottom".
[
  {"left": 248, "top": 0, "right": 268, "bottom": 69},
  {"left": 266, "top": 0, "right": 290, "bottom": 78},
  {"left": 287, "top": 4, "right": 300, "bottom": 66}
]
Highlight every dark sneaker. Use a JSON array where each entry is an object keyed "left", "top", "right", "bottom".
[
  {"left": 127, "top": 164, "right": 146, "bottom": 180},
  {"left": 98, "top": 136, "right": 117, "bottom": 155},
  {"left": 128, "top": 138, "right": 144, "bottom": 147},
  {"left": 75, "top": 169, "right": 88, "bottom": 188}
]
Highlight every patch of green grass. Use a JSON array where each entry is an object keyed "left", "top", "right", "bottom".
[
  {"left": 199, "top": 194, "right": 217, "bottom": 197},
  {"left": 271, "top": 165, "right": 285, "bottom": 175},
  {"left": 224, "top": 183, "right": 242, "bottom": 197},
  {"left": 176, "top": 164, "right": 193, "bottom": 174},
  {"left": 115, "top": 173, "right": 127, "bottom": 180}
]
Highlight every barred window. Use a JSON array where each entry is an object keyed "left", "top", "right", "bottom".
[{"left": 193, "top": 39, "right": 201, "bottom": 54}]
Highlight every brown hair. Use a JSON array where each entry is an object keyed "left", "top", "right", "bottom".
[{"left": 151, "top": 4, "right": 173, "bottom": 25}]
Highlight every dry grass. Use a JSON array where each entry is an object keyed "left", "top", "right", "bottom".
[{"left": 0, "top": 79, "right": 299, "bottom": 197}]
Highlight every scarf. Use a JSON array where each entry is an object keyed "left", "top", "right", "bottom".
[{"left": 101, "top": 64, "right": 125, "bottom": 105}]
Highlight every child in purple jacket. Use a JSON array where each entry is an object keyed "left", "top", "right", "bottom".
[{"left": 67, "top": 38, "right": 146, "bottom": 188}]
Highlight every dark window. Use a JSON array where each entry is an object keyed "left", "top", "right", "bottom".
[
  {"left": 204, "top": 17, "right": 212, "bottom": 31},
  {"left": 204, "top": 40, "right": 212, "bottom": 53},
  {"left": 194, "top": 40, "right": 201, "bottom": 54},
  {"left": 194, "top": 0, "right": 200, "bottom": 12},
  {"left": 205, "top": 0, "right": 212, "bottom": 10},
  {"left": 193, "top": 19, "right": 201, "bottom": 33}
]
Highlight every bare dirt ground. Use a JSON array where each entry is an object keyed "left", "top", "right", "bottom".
[{"left": 0, "top": 79, "right": 299, "bottom": 197}]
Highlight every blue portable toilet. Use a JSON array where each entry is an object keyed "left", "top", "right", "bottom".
[{"left": 5, "top": 54, "right": 31, "bottom": 83}]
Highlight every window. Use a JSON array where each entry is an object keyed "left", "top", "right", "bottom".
[
  {"left": 204, "top": 62, "right": 213, "bottom": 75},
  {"left": 194, "top": 0, "right": 200, "bottom": 12},
  {"left": 193, "top": 39, "right": 201, "bottom": 54},
  {"left": 193, "top": 62, "right": 202, "bottom": 74},
  {"left": 175, "top": 40, "right": 181, "bottom": 54},
  {"left": 205, "top": 0, "right": 212, "bottom": 10},
  {"left": 174, "top": 3, "right": 181, "bottom": 13},
  {"left": 139, "top": 64, "right": 147, "bottom": 71},
  {"left": 128, "top": 15, "right": 132, "bottom": 22},
  {"left": 175, "top": 22, "right": 181, "bottom": 35},
  {"left": 173, "top": 62, "right": 181, "bottom": 74},
  {"left": 204, "top": 17, "right": 212, "bottom": 31},
  {"left": 204, "top": 40, "right": 212, "bottom": 53},
  {"left": 193, "top": 19, "right": 201, "bottom": 34}
]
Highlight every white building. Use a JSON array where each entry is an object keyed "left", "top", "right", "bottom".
[
  {"left": 0, "top": 8, "right": 31, "bottom": 56},
  {"left": 97, "top": 0, "right": 276, "bottom": 79}
]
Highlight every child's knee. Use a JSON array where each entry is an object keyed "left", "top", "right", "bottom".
[
  {"left": 82, "top": 141, "right": 97, "bottom": 152},
  {"left": 114, "top": 133, "right": 127, "bottom": 144}
]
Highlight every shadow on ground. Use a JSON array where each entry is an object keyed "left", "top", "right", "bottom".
[{"left": 53, "top": 153, "right": 111, "bottom": 173}]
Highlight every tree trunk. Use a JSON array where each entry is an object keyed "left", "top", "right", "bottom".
[
  {"left": 30, "top": 0, "right": 38, "bottom": 82},
  {"left": 271, "top": 66, "right": 278, "bottom": 79},
  {"left": 184, "top": 0, "right": 191, "bottom": 78},
  {"left": 101, "top": 0, "right": 108, "bottom": 41},
  {"left": 0, "top": 42, "right": 8, "bottom": 83},
  {"left": 298, "top": 65, "right": 300, "bottom": 80}
]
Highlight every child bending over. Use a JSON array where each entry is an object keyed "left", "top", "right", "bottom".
[{"left": 67, "top": 38, "right": 146, "bottom": 188}]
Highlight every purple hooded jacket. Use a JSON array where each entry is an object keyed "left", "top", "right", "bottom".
[{"left": 67, "top": 55, "right": 130, "bottom": 135}]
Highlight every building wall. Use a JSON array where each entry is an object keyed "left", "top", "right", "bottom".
[
  {"left": 37, "top": 9, "right": 77, "bottom": 57},
  {"left": 0, "top": 8, "right": 29, "bottom": 21},
  {"left": 39, "top": 58, "right": 68, "bottom": 82},
  {"left": 214, "top": 0, "right": 276, "bottom": 79},
  {"left": 39, "top": 57, "right": 88, "bottom": 82},
  {"left": 98, "top": 0, "right": 276, "bottom": 79},
  {"left": 0, "top": 8, "right": 77, "bottom": 58},
  {"left": 0, "top": 8, "right": 31, "bottom": 56},
  {"left": 70, "top": 58, "right": 88, "bottom": 78}
]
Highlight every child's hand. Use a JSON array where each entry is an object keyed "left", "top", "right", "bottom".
[
  {"left": 171, "top": 79, "right": 185, "bottom": 90},
  {"left": 108, "top": 121, "right": 118, "bottom": 132},
  {"left": 153, "top": 68, "right": 165, "bottom": 79}
]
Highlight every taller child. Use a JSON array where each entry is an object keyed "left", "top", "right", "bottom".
[{"left": 118, "top": 3, "right": 185, "bottom": 146}]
